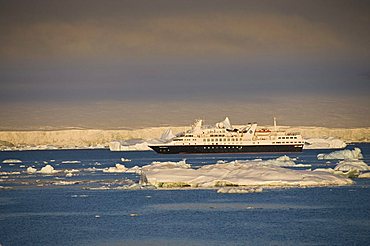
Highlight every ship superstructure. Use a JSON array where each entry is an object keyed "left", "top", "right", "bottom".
[{"left": 149, "top": 117, "right": 304, "bottom": 154}]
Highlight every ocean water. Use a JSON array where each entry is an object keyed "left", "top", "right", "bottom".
[{"left": 1, "top": 144, "right": 370, "bottom": 245}]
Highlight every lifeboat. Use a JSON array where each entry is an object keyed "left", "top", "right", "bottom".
[{"left": 255, "top": 128, "right": 271, "bottom": 136}]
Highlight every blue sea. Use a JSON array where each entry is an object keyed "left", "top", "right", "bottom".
[{"left": 1, "top": 144, "right": 370, "bottom": 246}]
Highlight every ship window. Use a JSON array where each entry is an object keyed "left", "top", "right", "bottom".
[
  {"left": 277, "top": 142, "right": 281, "bottom": 144},
  {"left": 294, "top": 137, "right": 297, "bottom": 139},
  {"left": 278, "top": 137, "right": 281, "bottom": 139},
  {"left": 282, "top": 137, "right": 285, "bottom": 139}
]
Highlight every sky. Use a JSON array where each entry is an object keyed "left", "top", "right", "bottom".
[{"left": 0, "top": 0, "right": 369, "bottom": 129}]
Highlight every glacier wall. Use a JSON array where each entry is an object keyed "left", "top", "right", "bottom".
[{"left": 0, "top": 126, "right": 369, "bottom": 149}]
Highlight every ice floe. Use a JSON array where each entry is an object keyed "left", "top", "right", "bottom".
[
  {"left": 0, "top": 171, "right": 21, "bottom": 175},
  {"left": 334, "top": 160, "right": 369, "bottom": 172},
  {"left": 217, "top": 187, "right": 263, "bottom": 194},
  {"left": 52, "top": 181, "right": 80, "bottom": 185},
  {"left": 121, "top": 158, "right": 131, "bottom": 162},
  {"left": 317, "top": 148, "right": 363, "bottom": 160},
  {"left": 2, "top": 159, "right": 22, "bottom": 164},
  {"left": 64, "top": 169, "right": 80, "bottom": 177},
  {"left": 61, "top": 160, "right": 81, "bottom": 164},
  {"left": 304, "top": 137, "right": 346, "bottom": 149},
  {"left": 358, "top": 172, "right": 370, "bottom": 179},
  {"left": 125, "top": 165, "right": 142, "bottom": 174},
  {"left": 141, "top": 160, "right": 353, "bottom": 189},
  {"left": 103, "top": 164, "right": 128, "bottom": 173}
]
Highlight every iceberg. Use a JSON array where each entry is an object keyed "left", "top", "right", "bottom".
[
  {"left": 140, "top": 160, "right": 353, "bottom": 188},
  {"left": 160, "top": 129, "right": 176, "bottom": 141},
  {"left": 317, "top": 148, "right": 363, "bottom": 160},
  {"left": 109, "top": 139, "right": 154, "bottom": 151},
  {"left": 304, "top": 137, "right": 346, "bottom": 149},
  {"left": 216, "top": 117, "right": 232, "bottom": 129}
]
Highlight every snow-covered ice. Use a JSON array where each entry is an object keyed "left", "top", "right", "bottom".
[
  {"left": 304, "top": 137, "right": 346, "bottom": 149},
  {"left": 317, "top": 148, "right": 363, "bottom": 160}
]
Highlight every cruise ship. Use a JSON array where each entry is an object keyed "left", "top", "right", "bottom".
[{"left": 149, "top": 117, "right": 304, "bottom": 154}]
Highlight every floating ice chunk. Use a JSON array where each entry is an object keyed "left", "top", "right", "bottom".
[
  {"left": 0, "top": 171, "right": 21, "bottom": 175},
  {"left": 61, "top": 160, "right": 81, "bottom": 164},
  {"left": 64, "top": 169, "right": 79, "bottom": 173},
  {"left": 0, "top": 186, "right": 13, "bottom": 190},
  {"left": 121, "top": 158, "right": 131, "bottom": 162},
  {"left": 304, "top": 138, "right": 346, "bottom": 149},
  {"left": 317, "top": 148, "right": 363, "bottom": 160},
  {"left": 84, "top": 167, "right": 103, "bottom": 172},
  {"left": 334, "top": 160, "right": 369, "bottom": 172},
  {"left": 65, "top": 169, "right": 79, "bottom": 177},
  {"left": 65, "top": 172, "right": 73, "bottom": 177},
  {"left": 53, "top": 181, "right": 79, "bottom": 185},
  {"left": 125, "top": 166, "right": 142, "bottom": 174},
  {"left": 103, "top": 164, "right": 128, "bottom": 173},
  {"left": 2, "top": 159, "right": 22, "bottom": 164},
  {"left": 217, "top": 187, "right": 263, "bottom": 194},
  {"left": 38, "top": 165, "right": 59, "bottom": 174},
  {"left": 358, "top": 172, "right": 370, "bottom": 179},
  {"left": 26, "top": 167, "right": 37, "bottom": 174}
]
